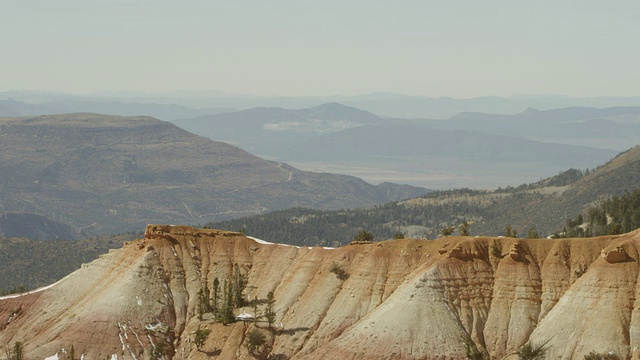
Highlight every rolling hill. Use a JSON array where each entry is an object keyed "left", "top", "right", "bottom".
[
  {"left": 0, "top": 212, "right": 80, "bottom": 240},
  {"left": 0, "top": 113, "right": 428, "bottom": 236}
]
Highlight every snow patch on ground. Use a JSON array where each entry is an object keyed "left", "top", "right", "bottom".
[
  {"left": 44, "top": 354, "right": 59, "bottom": 360},
  {"left": 235, "top": 311, "right": 254, "bottom": 320},
  {"left": 145, "top": 322, "right": 164, "bottom": 332},
  {"left": 247, "top": 236, "right": 274, "bottom": 245},
  {"left": 247, "top": 235, "right": 334, "bottom": 250},
  {"left": 0, "top": 273, "right": 72, "bottom": 300},
  {"left": 170, "top": 245, "right": 178, "bottom": 257}
]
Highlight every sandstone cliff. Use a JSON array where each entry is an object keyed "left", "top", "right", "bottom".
[{"left": 1, "top": 225, "right": 639, "bottom": 359}]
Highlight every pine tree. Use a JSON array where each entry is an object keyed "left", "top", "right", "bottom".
[
  {"left": 233, "top": 264, "right": 247, "bottom": 308},
  {"left": 459, "top": 221, "right": 470, "bottom": 236},
  {"left": 197, "top": 288, "right": 204, "bottom": 320},
  {"left": 264, "top": 291, "right": 276, "bottom": 329},
  {"left": 211, "top": 277, "right": 220, "bottom": 318},
  {"left": 219, "top": 279, "right": 235, "bottom": 325},
  {"left": 251, "top": 297, "right": 261, "bottom": 322}
]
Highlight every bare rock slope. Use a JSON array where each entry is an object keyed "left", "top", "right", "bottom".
[{"left": 2, "top": 225, "right": 640, "bottom": 359}]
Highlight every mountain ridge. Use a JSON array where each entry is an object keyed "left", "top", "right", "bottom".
[
  {"left": 174, "top": 103, "right": 619, "bottom": 189},
  {"left": 0, "top": 113, "right": 428, "bottom": 236}
]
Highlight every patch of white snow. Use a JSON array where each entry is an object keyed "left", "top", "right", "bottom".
[
  {"left": 247, "top": 235, "right": 302, "bottom": 249},
  {"left": 247, "top": 236, "right": 273, "bottom": 245},
  {"left": 0, "top": 273, "right": 72, "bottom": 300},
  {"left": 235, "top": 312, "right": 254, "bottom": 320}
]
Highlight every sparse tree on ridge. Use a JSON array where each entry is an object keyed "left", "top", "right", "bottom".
[
  {"left": 441, "top": 225, "right": 454, "bottom": 237},
  {"left": 353, "top": 230, "right": 374, "bottom": 242},
  {"left": 459, "top": 221, "right": 470, "bottom": 236}
]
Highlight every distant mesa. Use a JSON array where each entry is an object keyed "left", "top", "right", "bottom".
[{"left": 0, "top": 113, "right": 428, "bottom": 237}]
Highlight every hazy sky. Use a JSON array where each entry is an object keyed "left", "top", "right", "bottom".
[{"left": 2, "top": 1, "right": 639, "bottom": 98}]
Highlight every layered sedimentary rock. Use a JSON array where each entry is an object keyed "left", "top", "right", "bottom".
[{"left": 1, "top": 225, "right": 639, "bottom": 359}]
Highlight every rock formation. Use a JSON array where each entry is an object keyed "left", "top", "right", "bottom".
[{"left": 1, "top": 225, "right": 640, "bottom": 359}]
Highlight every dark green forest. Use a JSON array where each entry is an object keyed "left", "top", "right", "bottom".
[
  {"left": 206, "top": 162, "right": 640, "bottom": 247},
  {"left": 559, "top": 188, "right": 640, "bottom": 238},
  {"left": 206, "top": 187, "right": 551, "bottom": 246},
  {"left": 0, "top": 233, "right": 138, "bottom": 295}
]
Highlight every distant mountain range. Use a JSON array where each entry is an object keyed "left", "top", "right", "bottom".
[
  {"left": 209, "top": 145, "right": 640, "bottom": 246},
  {"left": 0, "top": 97, "right": 231, "bottom": 121},
  {"left": 0, "top": 113, "right": 428, "bottom": 237},
  {"left": 422, "top": 106, "right": 640, "bottom": 150},
  {"left": 174, "top": 103, "right": 622, "bottom": 189},
  {"left": 5, "top": 90, "right": 640, "bottom": 119},
  {"left": 2, "top": 93, "right": 637, "bottom": 188}
]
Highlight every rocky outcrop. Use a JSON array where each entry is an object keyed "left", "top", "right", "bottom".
[
  {"left": 1, "top": 226, "right": 640, "bottom": 359},
  {"left": 602, "top": 245, "right": 631, "bottom": 263}
]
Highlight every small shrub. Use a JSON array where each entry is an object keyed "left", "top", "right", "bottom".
[
  {"left": 463, "top": 334, "right": 487, "bottom": 360},
  {"left": 394, "top": 231, "right": 405, "bottom": 239},
  {"left": 194, "top": 326, "right": 211, "bottom": 350},
  {"left": 584, "top": 351, "right": 601, "bottom": 360},
  {"left": 245, "top": 328, "right": 267, "bottom": 358},
  {"left": 441, "top": 225, "right": 454, "bottom": 237},
  {"left": 516, "top": 340, "right": 549, "bottom": 360},
  {"left": 584, "top": 351, "right": 619, "bottom": 360},
  {"left": 329, "top": 262, "right": 349, "bottom": 280},
  {"left": 459, "top": 221, "right": 470, "bottom": 236}
]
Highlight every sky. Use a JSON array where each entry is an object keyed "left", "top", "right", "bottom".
[{"left": 2, "top": 0, "right": 640, "bottom": 98}]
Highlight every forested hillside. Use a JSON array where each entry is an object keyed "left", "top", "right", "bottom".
[
  {"left": 208, "top": 146, "right": 640, "bottom": 246},
  {"left": 0, "top": 233, "right": 137, "bottom": 294},
  {"left": 560, "top": 188, "right": 640, "bottom": 237},
  {"left": 0, "top": 113, "right": 427, "bottom": 237}
]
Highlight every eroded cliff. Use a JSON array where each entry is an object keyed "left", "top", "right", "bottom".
[{"left": 1, "top": 225, "right": 639, "bottom": 359}]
